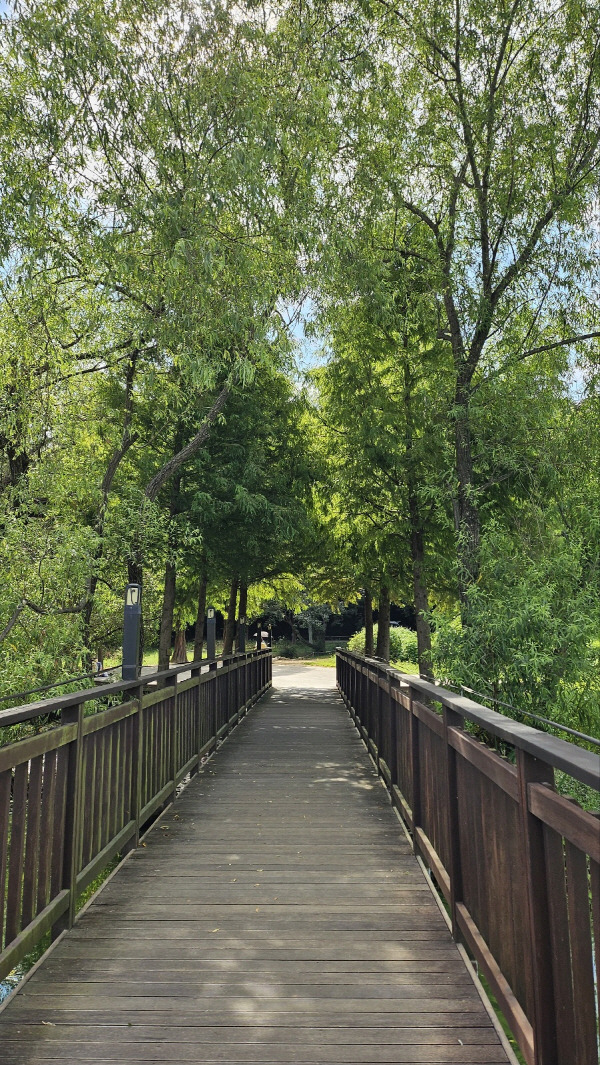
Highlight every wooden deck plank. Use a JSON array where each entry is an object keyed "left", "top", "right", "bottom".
[{"left": 0, "top": 670, "right": 510, "bottom": 1063}]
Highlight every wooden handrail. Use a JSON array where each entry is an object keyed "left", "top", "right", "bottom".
[
  {"left": 0, "top": 650, "right": 272, "bottom": 985},
  {"left": 343, "top": 650, "right": 600, "bottom": 789},
  {"left": 336, "top": 649, "right": 600, "bottom": 1065}
]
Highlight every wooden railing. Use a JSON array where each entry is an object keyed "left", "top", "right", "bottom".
[
  {"left": 336, "top": 649, "right": 600, "bottom": 1065},
  {"left": 0, "top": 649, "right": 271, "bottom": 983}
]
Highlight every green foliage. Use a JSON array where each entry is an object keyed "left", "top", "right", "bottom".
[
  {"left": 0, "top": 0, "right": 598, "bottom": 761},
  {"left": 348, "top": 624, "right": 419, "bottom": 666},
  {"left": 433, "top": 523, "right": 600, "bottom": 736}
]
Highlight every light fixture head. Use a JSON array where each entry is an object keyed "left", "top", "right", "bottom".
[{"left": 125, "top": 584, "right": 141, "bottom": 607}]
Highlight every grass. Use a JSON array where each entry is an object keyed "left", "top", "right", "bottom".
[
  {"left": 104, "top": 640, "right": 227, "bottom": 670},
  {"left": 300, "top": 654, "right": 338, "bottom": 667},
  {"left": 0, "top": 855, "right": 121, "bottom": 1004},
  {"left": 477, "top": 972, "right": 526, "bottom": 1064},
  {"left": 297, "top": 654, "right": 419, "bottom": 672}
]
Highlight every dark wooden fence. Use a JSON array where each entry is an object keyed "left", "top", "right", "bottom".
[
  {"left": 0, "top": 649, "right": 271, "bottom": 984},
  {"left": 337, "top": 649, "right": 600, "bottom": 1065}
]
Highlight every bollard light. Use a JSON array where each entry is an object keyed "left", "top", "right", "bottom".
[
  {"left": 122, "top": 583, "right": 142, "bottom": 681},
  {"left": 206, "top": 607, "right": 216, "bottom": 660},
  {"left": 237, "top": 616, "right": 246, "bottom": 654}
]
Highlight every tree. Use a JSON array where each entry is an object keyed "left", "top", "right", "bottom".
[
  {"left": 310, "top": 257, "right": 454, "bottom": 674},
  {"left": 299, "top": 0, "right": 600, "bottom": 610}
]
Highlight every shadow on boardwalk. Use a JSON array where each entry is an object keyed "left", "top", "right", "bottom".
[{"left": 0, "top": 662, "right": 511, "bottom": 1063}]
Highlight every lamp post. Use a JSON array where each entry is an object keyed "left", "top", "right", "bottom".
[
  {"left": 237, "top": 616, "right": 246, "bottom": 654},
  {"left": 206, "top": 607, "right": 216, "bottom": 661},
  {"left": 122, "top": 583, "right": 142, "bottom": 681}
]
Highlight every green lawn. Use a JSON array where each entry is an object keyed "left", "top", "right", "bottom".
[
  {"left": 104, "top": 643, "right": 419, "bottom": 675},
  {"left": 104, "top": 641, "right": 226, "bottom": 670},
  {"left": 299, "top": 654, "right": 419, "bottom": 673}
]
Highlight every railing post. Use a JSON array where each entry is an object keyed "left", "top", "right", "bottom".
[
  {"left": 376, "top": 670, "right": 384, "bottom": 774},
  {"left": 191, "top": 664, "right": 201, "bottom": 774},
  {"left": 443, "top": 703, "right": 463, "bottom": 940},
  {"left": 240, "top": 655, "right": 246, "bottom": 715},
  {"left": 367, "top": 664, "right": 373, "bottom": 740},
  {"left": 408, "top": 685, "right": 421, "bottom": 852},
  {"left": 209, "top": 660, "right": 218, "bottom": 750},
  {"left": 225, "top": 661, "right": 232, "bottom": 734},
  {"left": 170, "top": 673, "right": 178, "bottom": 799},
  {"left": 389, "top": 675, "right": 399, "bottom": 791},
  {"left": 516, "top": 749, "right": 557, "bottom": 1065},
  {"left": 232, "top": 659, "right": 238, "bottom": 728},
  {"left": 128, "top": 682, "right": 144, "bottom": 850},
  {"left": 57, "top": 702, "right": 84, "bottom": 932}
]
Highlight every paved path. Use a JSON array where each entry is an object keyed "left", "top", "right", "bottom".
[{"left": 0, "top": 663, "right": 510, "bottom": 1063}]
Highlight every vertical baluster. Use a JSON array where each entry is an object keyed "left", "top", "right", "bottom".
[
  {"left": 129, "top": 682, "right": 143, "bottom": 847},
  {"left": 0, "top": 770, "right": 9, "bottom": 950},
  {"left": 565, "top": 841, "right": 596, "bottom": 1064},
  {"left": 171, "top": 679, "right": 179, "bottom": 798},
  {"left": 36, "top": 750, "right": 57, "bottom": 916},
  {"left": 442, "top": 704, "right": 463, "bottom": 940},
  {"left": 4, "top": 765, "right": 27, "bottom": 946},
  {"left": 516, "top": 749, "right": 557, "bottom": 1065},
  {"left": 58, "top": 702, "right": 84, "bottom": 931},
  {"left": 21, "top": 755, "right": 43, "bottom": 929},
  {"left": 389, "top": 677, "right": 399, "bottom": 795},
  {"left": 409, "top": 685, "right": 421, "bottom": 849},
  {"left": 191, "top": 665, "right": 201, "bottom": 772}
]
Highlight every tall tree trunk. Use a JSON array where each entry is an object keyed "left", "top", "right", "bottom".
[
  {"left": 127, "top": 383, "right": 230, "bottom": 668},
  {"left": 158, "top": 560, "right": 176, "bottom": 672},
  {"left": 83, "top": 351, "right": 139, "bottom": 665},
  {"left": 237, "top": 581, "right": 248, "bottom": 653},
  {"left": 193, "top": 573, "right": 207, "bottom": 661},
  {"left": 375, "top": 585, "right": 390, "bottom": 662},
  {"left": 410, "top": 520, "right": 433, "bottom": 680},
  {"left": 402, "top": 354, "right": 434, "bottom": 679},
  {"left": 157, "top": 459, "right": 184, "bottom": 673},
  {"left": 364, "top": 588, "right": 374, "bottom": 657},
  {"left": 171, "top": 624, "right": 188, "bottom": 664},
  {"left": 238, "top": 581, "right": 248, "bottom": 622},
  {"left": 222, "top": 576, "right": 239, "bottom": 656},
  {"left": 454, "top": 380, "right": 480, "bottom": 615}
]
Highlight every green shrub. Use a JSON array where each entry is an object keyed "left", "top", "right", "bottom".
[
  {"left": 274, "top": 639, "right": 313, "bottom": 659},
  {"left": 348, "top": 624, "right": 419, "bottom": 664},
  {"left": 432, "top": 524, "right": 600, "bottom": 734}
]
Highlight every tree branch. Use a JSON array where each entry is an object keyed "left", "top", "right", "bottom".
[
  {"left": 145, "top": 383, "right": 230, "bottom": 503},
  {"left": 0, "top": 597, "right": 88, "bottom": 644},
  {"left": 476, "top": 331, "right": 600, "bottom": 389},
  {"left": 0, "top": 601, "right": 27, "bottom": 642}
]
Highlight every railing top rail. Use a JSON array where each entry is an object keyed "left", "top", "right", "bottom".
[
  {"left": 338, "top": 649, "right": 600, "bottom": 792},
  {"left": 0, "top": 649, "right": 269, "bottom": 728}
]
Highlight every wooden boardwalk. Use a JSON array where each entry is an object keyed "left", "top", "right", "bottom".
[{"left": 0, "top": 664, "right": 511, "bottom": 1064}]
